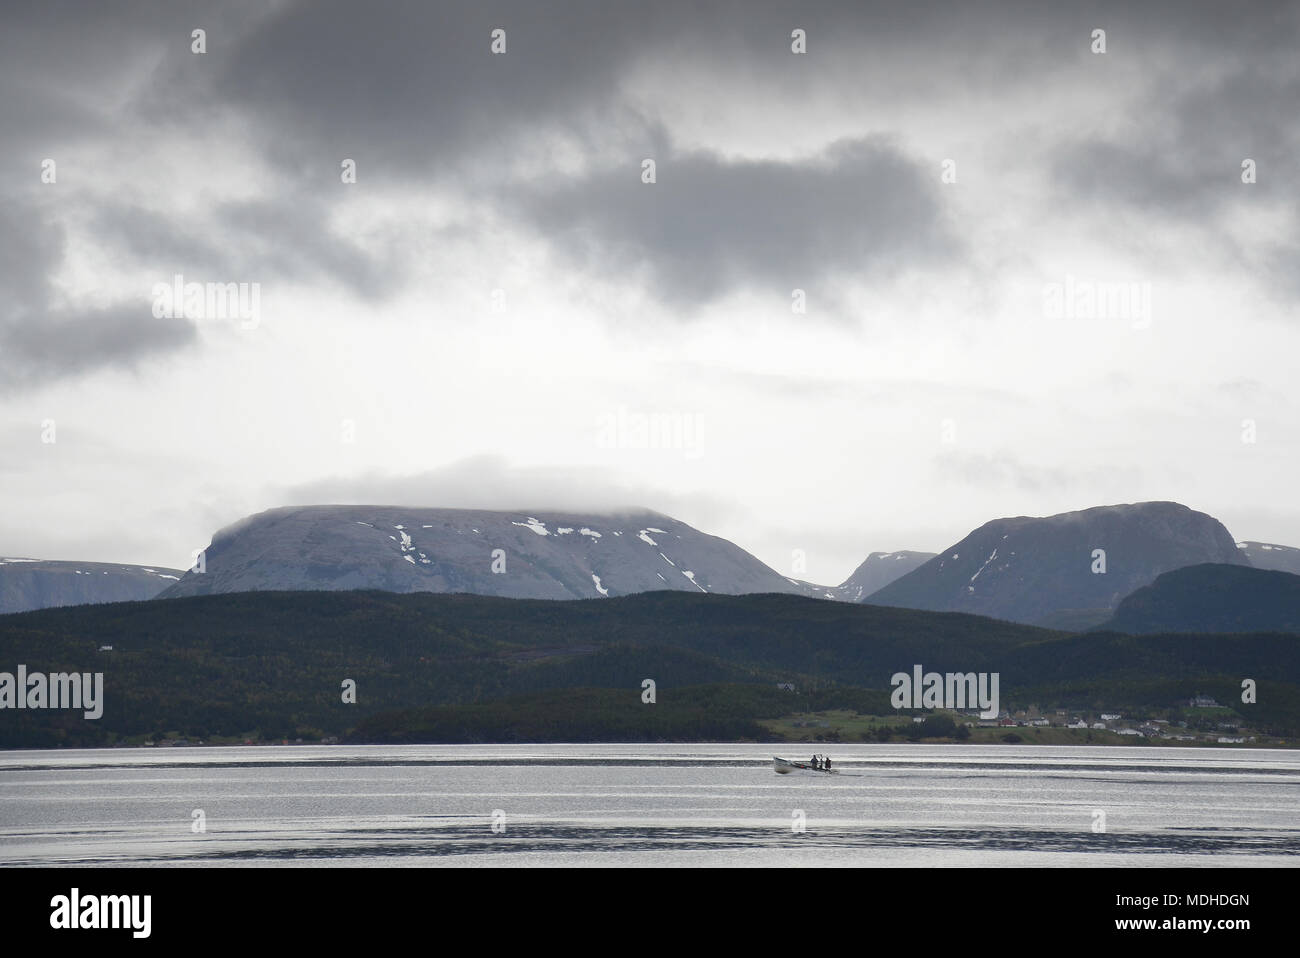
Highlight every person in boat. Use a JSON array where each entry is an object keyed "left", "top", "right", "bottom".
[
  {"left": 824, "top": 756, "right": 832, "bottom": 770},
  {"left": 810, "top": 754, "right": 819, "bottom": 769}
]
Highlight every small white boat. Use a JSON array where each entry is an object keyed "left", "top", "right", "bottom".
[{"left": 773, "top": 756, "right": 839, "bottom": 776}]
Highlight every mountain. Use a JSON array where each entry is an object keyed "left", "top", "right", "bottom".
[
  {"left": 834, "top": 551, "right": 935, "bottom": 602},
  {"left": 1103, "top": 563, "right": 1300, "bottom": 634},
  {"left": 0, "top": 558, "right": 184, "bottom": 614},
  {"left": 159, "top": 505, "right": 813, "bottom": 601},
  {"left": 866, "top": 501, "right": 1250, "bottom": 627},
  {"left": 1236, "top": 541, "right": 1300, "bottom": 576}
]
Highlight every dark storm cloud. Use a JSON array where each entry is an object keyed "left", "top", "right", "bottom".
[
  {"left": 1, "top": 303, "right": 196, "bottom": 392},
  {"left": 90, "top": 204, "right": 233, "bottom": 277},
  {"left": 158, "top": 0, "right": 1087, "bottom": 180},
  {"left": 91, "top": 196, "right": 395, "bottom": 302},
  {"left": 4, "top": 0, "right": 1298, "bottom": 392},
  {"left": 217, "top": 196, "right": 394, "bottom": 301},
  {"left": 0, "top": 200, "right": 60, "bottom": 311},
  {"left": 194, "top": 0, "right": 653, "bottom": 181},
  {"left": 1053, "top": 65, "right": 1300, "bottom": 212},
  {"left": 1049, "top": 19, "right": 1300, "bottom": 296},
  {"left": 0, "top": 1, "right": 251, "bottom": 391},
  {"left": 183, "top": 0, "right": 1300, "bottom": 178},
  {"left": 511, "top": 135, "right": 961, "bottom": 307}
]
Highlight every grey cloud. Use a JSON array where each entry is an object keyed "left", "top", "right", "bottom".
[
  {"left": 511, "top": 136, "right": 962, "bottom": 308},
  {"left": 173, "top": 0, "right": 658, "bottom": 183},
  {"left": 935, "top": 451, "right": 1088, "bottom": 495},
  {"left": 1, "top": 301, "right": 197, "bottom": 393},
  {"left": 1053, "top": 66, "right": 1300, "bottom": 216},
  {"left": 91, "top": 204, "right": 233, "bottom": 277},
  {"left": 90, "top": 197, "right": 398, "bottom": 303},
  {"left": 0, "top": 200, "right": 198, "bottom": 392},
  {"left": 134, "top": 1, "right": 1118, "bottom": 182},
  {"left": 6, "top": 0, "right": 1298, "bottom": 387},
  {"left": 217, "top": 196, "right": 395, "bottom": 301},
  {"left": 188, "top": 0, "right": 1300, "bottom": 175},
  {"left": 0, "top": 1, "right": 262, "bottom": 151},
  {"left": 283, "top": 455, "right": 676, "bottom": 514},
  {"left": 11, "top": 0, "right": 1299, "bottom": 187},
  {"left": 0, "top": 199, "right": 61, "bottom": 311},
  {"left": 1050, "top": 51, "right": 1300, "bottom": 295},
  {"left": 280, "top": 456, "right": 737, "bottom": 530}
]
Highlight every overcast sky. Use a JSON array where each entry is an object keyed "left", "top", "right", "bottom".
[{"left": 2, "top": 0, "right": 1298, "bottom": 585}]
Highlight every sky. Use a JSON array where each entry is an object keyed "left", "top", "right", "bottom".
[{"left": 2, "top": 0, "right": 1298, "bottom": 586}]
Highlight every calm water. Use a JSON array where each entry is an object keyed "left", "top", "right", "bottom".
[{"left": 1, "top": 744, "right": 1297, "bottom": 867}]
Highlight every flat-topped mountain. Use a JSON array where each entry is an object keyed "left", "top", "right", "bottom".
[
  {"left": 866, "top": 501, "right": 1249, "bottom": 626},
  {"left": 1236, "top": 541, "right": 1300, "bottom": 576},
  {"left": 159, "top": 505, "right": 811, "bottom": 601},
  {"left": 0, "top": 559, "right": 184, "bottom": 614},
  {"left": 834, "top": 551, "right": 935, "bottom": 602},
  {"left": 1103, "top": 563, "right": 1300, "bottom": 634}
]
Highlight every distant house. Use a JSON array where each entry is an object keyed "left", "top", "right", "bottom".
[
  {"left": 1189, "top": 695, "right": 1221, "bottom": 708},
  {"left": 1217, "top": 736, "right": 1245, "bottom": 744},
  {"left": 1067, "top": 719, "right": 1088, "bottom": 729},
  {"left": 1117, "top": 728, "right": 1144, "bottom": 736},
  {"left": 1100, "top": 713, "right": 1121, "bottom": 721},
  {"left": 98, "top": 645, "right": 113, "bottom": 652},
  {"left": 776, "top": 683, "right": 796, "bottom": 692},
  {"left": 1091, "top": 722, "right": 1106, "bottom": 730}
]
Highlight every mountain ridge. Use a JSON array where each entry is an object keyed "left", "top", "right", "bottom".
[
  {"left": 159, "top": 504, "right": 817, "bottom": 601},
  {"left": 1103, "top": 563, "right": 1300, "bottom": 634},
  {"left": 866, "top": 501, "right": 1250, "bottom": 626},
  {"left": 0, "top": 559, "right": 184, "bottom": 615}
]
